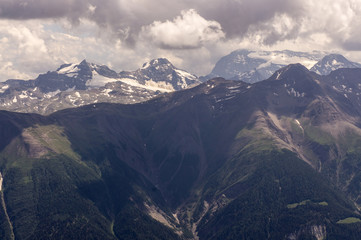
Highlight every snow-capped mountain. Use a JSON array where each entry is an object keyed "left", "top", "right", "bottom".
[
  {"left": 34, "top": 60, "right": 120, "bottom": 92},
  {"left": 203, "top": 49, "right": 324, "bottom": 83},
  {"left": 0, "top": 58, "right": 200, "bottom": 114},
  {"left": 310, "top": 54, "right": 361, "bottom": 75},
  {"left": 119, "top": 58, "right": 200, "bottom": 91}
]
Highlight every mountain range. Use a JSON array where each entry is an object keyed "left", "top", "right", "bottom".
[
  {"left": 0, "top": 58, "right": 200, "bottom": 115},
  {"left": 204, "top": 50, "right": 361, "bottom": 83},
  {"left": 1, "top": 63, "right": 361, "bottom": 239},
  {"left": 0, "top": 50, "right": 360, "bottom": 115}
]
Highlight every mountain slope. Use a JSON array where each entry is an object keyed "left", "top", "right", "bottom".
[{"left": 1, "top": 65, "right": 361, "bottom": 239}]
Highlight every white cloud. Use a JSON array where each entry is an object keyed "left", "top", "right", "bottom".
[
  {"left": 2, "top": 0, "right": 361, "bottom": 82},
  {"left": 141, "top": 9, "right": 225, "bottom": 49},
  {"left": 288, "top": 0, "right": 361, "bottom": 50},
  {"left": 0, "top": 61, "right": 31, "bottom": 80},
  {"left": 0, "top": 20, "right": 51, "bottom": 80},
  {"left": 0, "top": 19, "right": 122, "bottom": 81}
]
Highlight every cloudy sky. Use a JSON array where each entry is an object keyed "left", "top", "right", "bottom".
[{"left": 1, "top": 0, "right": 361, "bottom": 81}]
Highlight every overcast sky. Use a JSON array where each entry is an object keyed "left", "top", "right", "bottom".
[{"left": 1, "top": 0, "right": 361, "bottom": 80}]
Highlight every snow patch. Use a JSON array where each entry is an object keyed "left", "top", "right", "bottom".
[
  {"left": 86, "top": 70, "right": 119, "bottom": 87},
  {"left": 235, "top": 54, "right": 246, "bottom": 64},
  {"left": 215, "top": 95, "right": 236, "bottom": 103},
  {"left": 119, "top": 78, "right": 172, "bottom": 92},
  {"left": 101, "top": 89, "right": 113, "bottom": 97},
  {"left": 174, "top": 69, "right": 197, "bottom": 89},
  {"left": 0, "top": 85, "right": 9, "bottom": 93},
  {"left": 44, "top": 90, "right": 61, "bottom": 99},
  {"left": 227, "top": 85, "right": 242, "bottom": 90},
  {"left": 175, "top": 69, "right": 197, "bottom": 80},
  {"left": 19, "top": 91, "right": 28, "bottom": 99},
  {"left": 145, "top": 80, "right": 175, "bottom": 91},
  {"left": 66, "top": 95, "right": 77, "bottom": 104},
  {"left": 332, "top": 59, "right": 341, "bottom": 66},
  {"left": 287, "top": 88, "right": 305, "bottom": 97},
  {"left": 57, "top": 63, "right": 80, "bottom": 77},
  {"left": 125, "top": 87, "right": 134, "bottom": 93},
  {"left": 276, "top": 72, "right": 282, "bottom": 80}
]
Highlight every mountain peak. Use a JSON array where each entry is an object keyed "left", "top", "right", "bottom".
[
  {"left": 286, "top": 63, "right": 310, "bottom": 72},
  {"left": 141, "top": 58, "right": 174, "bottom": 70},
  {"left": 79, "top": 59, "right": 90, "bottom": 66},
  {"left": 311, "top": 54, "right": 361, "bottom": 75},
  {"left": 118, "top": 58, "right": 200, "bottom": 91},
  {"left": 271, "top": 63, "right": 310, "bottom": 81},
  {"left": 55, "top": 59, "right": 93, "bottom": 78},
  {"left": 323, "top": 53, "right": 346, "bottom": 59}
]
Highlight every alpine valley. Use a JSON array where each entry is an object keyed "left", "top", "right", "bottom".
[{"left": 1, "top": 51, "right": 361, "bottom": 239}]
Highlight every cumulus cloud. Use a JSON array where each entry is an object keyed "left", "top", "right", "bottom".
[
  {"left": 287, "top": 0, "right": 361, "bottom": 51},
  {"left": 1, "top": 0, "right": 361, "bottom": 51},
  {"left": 141, "top": 9, "right": 224, "bottom": 49},
  {"left": 0, "top": 61, "right": 31, "bottom": 80},
  {"left": 0, "top": 0, "right": 306, "bottom": 45},
  {"left": 0, "top": 21, "right": 52, "bottom": 80},
  {"left": 0, "top": 19, "right": 128, "bottom": 81}
]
